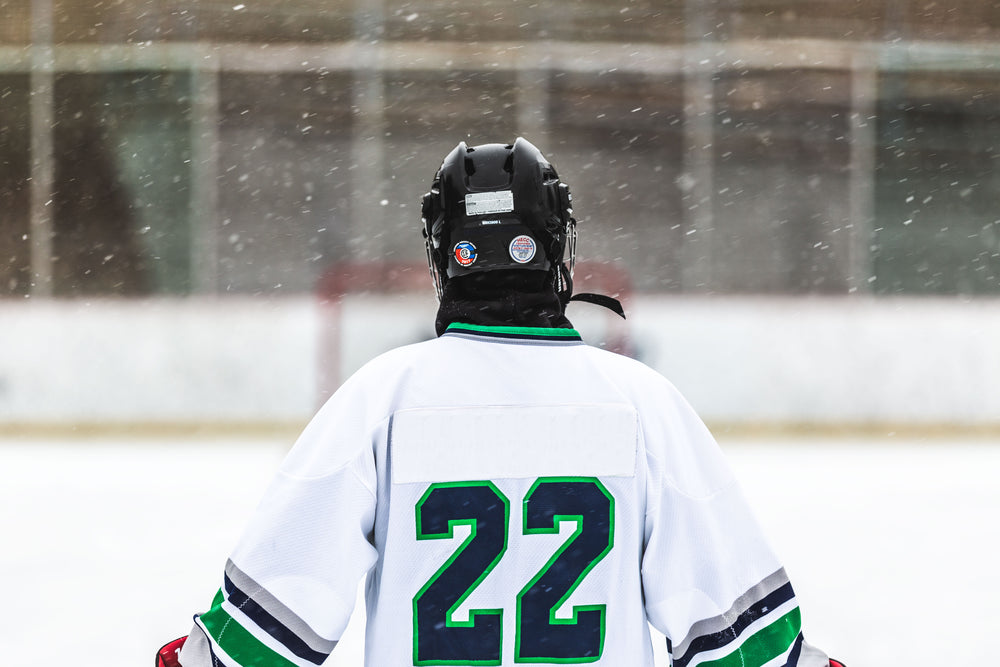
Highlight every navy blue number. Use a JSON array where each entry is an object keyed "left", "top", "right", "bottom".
[
  {"left": 413, "top": 479, "right": 613, "bottom": 665},
  {"left": 516, "top": 478, "right": 614, "bottom": 663},
  {"left": 413, "top": 482, "right": 509, "bottom": 666}
]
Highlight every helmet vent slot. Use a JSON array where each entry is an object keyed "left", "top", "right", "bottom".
[{"left": 503, "top": 152, "right": 515, "bottom": 174}]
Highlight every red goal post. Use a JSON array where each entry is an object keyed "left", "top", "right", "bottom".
[{"left": 316, "top": 261, "right": 633, "bottom": 403}]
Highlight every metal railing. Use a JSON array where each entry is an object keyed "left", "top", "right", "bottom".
[{"left": 7, "top": 22, "right": 1000, "bottom": 296}]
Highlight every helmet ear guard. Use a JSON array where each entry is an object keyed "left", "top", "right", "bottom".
[
  {"left": 558, "top": 181, "right": 577, "bottom": 282},
  {"left": 421, "top": 184, "right": 446, "bottom": 299}
]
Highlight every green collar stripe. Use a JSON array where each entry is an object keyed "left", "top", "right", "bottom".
[{"left": 445, "top": 323, "right": 582, "bottom": 340}]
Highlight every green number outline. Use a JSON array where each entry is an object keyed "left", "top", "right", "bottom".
[
  {"left": 413, "top": 481, "right": 510, "bottom": 666},
  {"left": 515, "top": 477, "right": 615, "bottom": 664}
]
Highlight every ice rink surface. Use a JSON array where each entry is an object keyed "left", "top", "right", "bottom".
[{"left": 2, "top": 433, "right": 997, "bottom": 666}]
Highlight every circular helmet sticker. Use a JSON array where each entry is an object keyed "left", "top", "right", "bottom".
[
  {"left": 509, "top": 235, "right": 537, "bottom": 264},
  {"left": 453, "top": 241, "right": 478, "bottom": 267}
]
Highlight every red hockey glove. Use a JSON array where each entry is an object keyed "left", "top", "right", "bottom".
[
  {"left": 829, "top": 660, "right": 847, "bottom": 667},
  {"left": 156, "top": 636, "right": 187, "bottom": 667}
]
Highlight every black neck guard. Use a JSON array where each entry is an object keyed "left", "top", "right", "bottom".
[{"left": 434, "top": 271, "right": 573, "bottom": 336}]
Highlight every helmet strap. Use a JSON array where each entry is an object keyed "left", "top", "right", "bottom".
[{"left": 569, "top": 292, "right": 626, "bottom": 319}]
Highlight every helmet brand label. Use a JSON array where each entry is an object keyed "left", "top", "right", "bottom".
[
  {"left": 509, "top": 235, "right": 537, "bottom": 264},
  {"left": 465, "top": 190, "right": 514, "bottom": 216},
  {"left": 453, "top": 241, "right": 478, "bottom": 267}
]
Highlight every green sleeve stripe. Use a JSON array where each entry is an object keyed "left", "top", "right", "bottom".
[
  {"left": 697, "top": 607, "right": 802, "bottom": 667},
  {"left": 199, "top": 601, "right": 303, "bottom": 667},
  {"left": 211, "top": 588, "right": 225, "bottom": 607}
]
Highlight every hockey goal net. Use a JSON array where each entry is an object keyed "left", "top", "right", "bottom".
[{"left": 316, "top": 261, "right": 633, "bottom": 403}]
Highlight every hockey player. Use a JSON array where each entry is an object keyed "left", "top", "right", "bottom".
[{"left": 159, "top": 138, "right": 846, "bottom": 667}]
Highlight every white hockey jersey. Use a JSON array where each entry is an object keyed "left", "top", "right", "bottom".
[{"left": 180, "top": 322, "right": 831, "bottom": 667}]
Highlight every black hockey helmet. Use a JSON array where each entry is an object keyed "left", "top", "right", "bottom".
[{"left": 421, "top": 137, "right": 577, "bottom": 300}]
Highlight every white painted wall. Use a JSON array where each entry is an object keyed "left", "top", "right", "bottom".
[
  {"left": 631, "top": 296, "right": 1000, "bottom": 427},
  {"left": 0, "top": 298, "right": 319, "bottom": 425},
  {"left": 2, "top": 295, "right": 998, "bottom": 427}
]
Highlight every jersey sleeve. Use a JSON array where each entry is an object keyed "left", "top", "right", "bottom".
[
  {"left": 637, "top": 380, "right": 831, "bottom": 667},
  {"left": 180, "top": 377, "right": 382, "bottom": 667}
]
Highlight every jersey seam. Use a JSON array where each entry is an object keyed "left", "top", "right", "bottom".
[
  {"left": 643, "top": 441, "right": 740, "bottom": 502},
  {"left": 277, "top": 458, "right": 377, "bottom": 501},
  {"left": 276, "top": 416, "right": 388, "bottom": 501}
]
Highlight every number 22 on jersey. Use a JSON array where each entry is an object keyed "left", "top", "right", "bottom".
[{"left": 413, "top": 477, "right": 614, "bottom": 665}]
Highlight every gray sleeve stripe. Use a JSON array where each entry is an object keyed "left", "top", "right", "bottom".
[
  {"left": 178, "top": 623, "right": 216, "bottom": 667},
  {"left": 670, "top": 568, "right": 792, "bottom": 660},
  {"left": 224, "top": 559, "right": 339, "bottom": 656}
]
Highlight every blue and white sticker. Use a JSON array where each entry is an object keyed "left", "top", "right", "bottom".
[
  {"left": 508, "top": 235, "right": 537, "bottom": 264},
  {"left": 453, "top": 241, "right": 478, "bottom": 267}
]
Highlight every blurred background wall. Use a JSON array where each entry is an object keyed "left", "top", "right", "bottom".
[{"left": 1, "top": 0, "right": 999, "bottom": 431}]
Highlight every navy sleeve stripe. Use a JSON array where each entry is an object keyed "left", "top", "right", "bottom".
[
  {"left": 223, "top": 560, "right": 337, "bottom": 665},
  {"left": 672, "top": 579, "right": 797, "bottom": 667},
  {"left": 782, "top": 633, "right": 805, "bottom": 666},
  {"left": 670, "top": 568, "right": 791, "bottom": 660}
]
